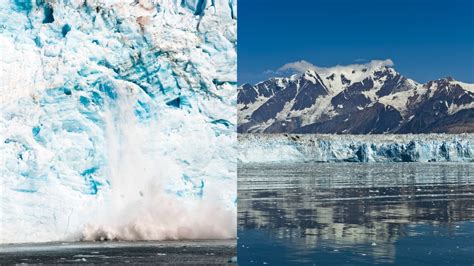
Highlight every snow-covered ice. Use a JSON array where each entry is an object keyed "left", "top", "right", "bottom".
[
  {"left": 0, "top": 0, "right": 236, "bottom": 243},
  {"left": 239, "top": 134, "right": 473, "bottom": 163}
]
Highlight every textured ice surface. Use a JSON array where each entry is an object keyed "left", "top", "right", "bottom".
[
  {"left": 0, "top": 0, "right": 236, "bottom": 243},
  {"left": 239, "top": 134, "right": 473, "bottom": 163}
]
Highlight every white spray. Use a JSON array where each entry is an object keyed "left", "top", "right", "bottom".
[{"left": 81, "top": 85, "right": 236, "bottom": 241}]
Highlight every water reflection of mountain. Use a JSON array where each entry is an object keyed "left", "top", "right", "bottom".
[{"left": 238, "top": 163, "right": 474, "bottom": 263}]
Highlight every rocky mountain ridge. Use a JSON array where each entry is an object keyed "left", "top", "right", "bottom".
[{"left": 238, "top": 63, "right": 474, "bottom": 134}]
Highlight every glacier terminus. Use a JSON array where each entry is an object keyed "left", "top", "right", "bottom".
[
  {"left": 239, "top": 134, "right": 473, "bottom": 163},
  {"left": 0, "top": 0, "right": 237, "bottom": 243}
]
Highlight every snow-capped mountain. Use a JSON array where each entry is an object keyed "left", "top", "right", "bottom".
[{"left": 238, "top": 61, "right": 474, "bottom": 134}]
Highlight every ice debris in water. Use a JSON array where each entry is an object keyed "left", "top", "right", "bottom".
[{"left": 0, "top": 0, "right": 237, "bottom": 243}]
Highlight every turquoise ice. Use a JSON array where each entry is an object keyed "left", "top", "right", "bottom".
[{"left": 0, "top": 0, "right": 237, "bottom": 243}]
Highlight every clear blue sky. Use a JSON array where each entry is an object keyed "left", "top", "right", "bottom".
[{"left": 238, "top": 0, "right": 474, "bottom": 84}]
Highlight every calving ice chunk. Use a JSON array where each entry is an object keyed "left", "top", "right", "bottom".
[{"left": 0, "top": 0, "right": 237, "bottom": 243}]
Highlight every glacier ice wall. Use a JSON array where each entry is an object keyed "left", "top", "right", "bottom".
[
  {"left": 0, "top": 0, "right": 236, "bottom": 243},
  {"left": 239, "top": 134, "right": 473, "bottom": 163}
]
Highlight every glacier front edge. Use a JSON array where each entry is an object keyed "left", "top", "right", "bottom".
[
  {"left": 0, "top": 0, "right": 237, "bottom": 243},
  {"left": 239, "top": 134, "right": 473, "bottom": 163}
]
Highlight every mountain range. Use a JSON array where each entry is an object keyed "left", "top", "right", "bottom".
[{"left": 238, "top": 62, "right": 474, "bottom": 134}]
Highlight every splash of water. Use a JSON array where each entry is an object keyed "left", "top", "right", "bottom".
[{"left": 81, "top": 86, "right": 236, "bottom": 241}]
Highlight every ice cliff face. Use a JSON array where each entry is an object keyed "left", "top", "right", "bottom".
[
  {"left": 239, "top": 134, "right": 473, "bottom": 163},
  {"left": 0, "top": 0, "right": 237, "bottom": 243},
  {"left": 238, "top": 61, "right": 474, "bottom": 133}
]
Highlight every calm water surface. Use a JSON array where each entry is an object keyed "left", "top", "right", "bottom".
[
  {"left": 0, "top": 240, "right": 236, "bottom": 264},
  {"left": 238, "top": 163, "right": 474, "bottom": 265}
]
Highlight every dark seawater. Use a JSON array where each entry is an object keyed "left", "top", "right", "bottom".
[
  {"left": 0, "top": 240, "right": 236, "bottom": 264},
  {"left": 238, "top": 163, "right": 474, "bottom": 265}
]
